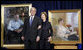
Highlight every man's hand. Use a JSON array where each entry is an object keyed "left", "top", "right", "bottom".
[
  {"left": 14, "top": 28, "right": 23, "bottom": 33},
  {"left": 48, "top": 36, "right": 52, "bottom": 42},
  {"left": 21, "top": 36, "right": 24, "bottom": 40},
  {"left": 14, "top": 29, "right": 18, "bottom": 32},
  {"left": 38, "top": 25, "right": 41, "bottom": 30},
  {"left": 17, "top": 28, "right": 23, "bottom": 33},
  {"left": 36, "top": 36, "right": 40, "bottom": 42}
]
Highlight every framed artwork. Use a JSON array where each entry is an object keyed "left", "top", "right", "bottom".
[
  {"left": 48, "top": 9, "right": 82, "bottom": 44},
  {"left": 1, "top": 4, "right": 32, "bottom": 49}
]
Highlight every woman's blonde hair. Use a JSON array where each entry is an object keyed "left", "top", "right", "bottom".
[{"left": 40, "top": 12, "right": 47, "bottom": 18}]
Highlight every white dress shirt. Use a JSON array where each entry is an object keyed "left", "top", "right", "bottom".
[
  {"left": 29, "top": 15, "right": 34, "bottom": 22},
  {"left": 7, "top": 19, "right": 24, "bottom": 31}
]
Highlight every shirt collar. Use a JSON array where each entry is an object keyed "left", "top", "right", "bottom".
[
  {"left": 14, "top": 19, "right": 20, "bottom": 22},
  {"left": 30, "top": 15, "right": 34, "bottom": 18}
]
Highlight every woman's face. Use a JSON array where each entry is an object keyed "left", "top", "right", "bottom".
[
  {"left": 61, "top": 20, "right": 64, "bottom": 25},
  {"left": 41, "top": 14, "right": 46, "bottom": 20}
]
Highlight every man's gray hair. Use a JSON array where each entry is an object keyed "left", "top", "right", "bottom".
[{"left": 30, "top": 7, "right": 37, "bottom": 12}]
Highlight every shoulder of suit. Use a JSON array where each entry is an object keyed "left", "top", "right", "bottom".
[
  {"left": 35, "top": 16, "right": 41, "bottom": 19},
  {"left": 47, "top": 21, "right": 51, "bottom": 24}
]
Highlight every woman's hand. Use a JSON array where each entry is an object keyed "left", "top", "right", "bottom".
[
  {"left": 36, "top": 36, "right": 40, "bottom": 42},
  {"left": 48, "top": 36, "right": 52, "bottom": 42},
  {"left": 65, "top": 34, "right": 69, "bottom": 38},
  {"left": 38, "top": 25, "right": 41, "bottom": 30},
  {"left": 70, "top": 31, "right": 77, "bottom": 35},
  {"left": 21, "top": 36, "right": 24, "bottom": 40}
]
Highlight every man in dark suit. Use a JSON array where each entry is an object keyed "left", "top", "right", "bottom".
[{"left": 21, "top": 7, "right": 42, "bottom": 49}]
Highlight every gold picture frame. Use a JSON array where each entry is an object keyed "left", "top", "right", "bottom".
[
  {"left": 48, "top": 9, "right": 82, "bottom": 44},
  {"left": 1, "top": 4, "right": 32, "bottom": 49}
]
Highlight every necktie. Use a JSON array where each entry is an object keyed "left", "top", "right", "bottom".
[{"left": 30, "top": 16, "right": 33, "bottom": 26}]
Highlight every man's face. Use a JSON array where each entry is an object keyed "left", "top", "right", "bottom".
[
  {"left": 14, "top": 15, "right": 19, "bottom": 20},
  {"left": 30, "top": 8, "right": 36, "bottom": 16},
  {"left": 61, "top": 20, "right": 64, "bottom": 25}
]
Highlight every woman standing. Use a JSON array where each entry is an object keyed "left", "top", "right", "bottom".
[{"left": 40, "top": 12, "right": 53, "bottom": 49}]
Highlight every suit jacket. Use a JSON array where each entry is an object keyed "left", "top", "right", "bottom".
[{"left": 22, "top": 16, "right": 42, "bottom": 41}]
